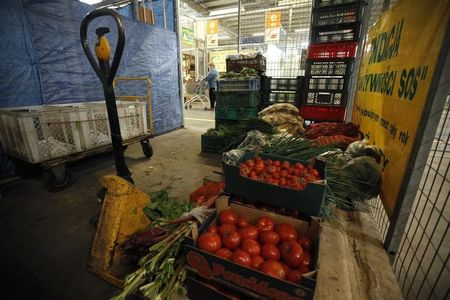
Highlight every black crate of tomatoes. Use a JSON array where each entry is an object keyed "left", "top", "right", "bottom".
[
  {"left": 222, "top": 152, "right": 326, "bottom": 217},
  {"left": 185, "top": 197, "right": 319, "bottom": 300}
]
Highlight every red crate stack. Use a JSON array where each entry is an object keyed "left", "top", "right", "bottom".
[{"left": 301, "top": 1, "right": 365, "bottom": 122}]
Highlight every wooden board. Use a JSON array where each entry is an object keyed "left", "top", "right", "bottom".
[{"left": 314, "top": 209, "right": 404, "bottom": 300}]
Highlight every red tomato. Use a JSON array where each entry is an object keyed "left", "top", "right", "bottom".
[
  {"left": 298, "top": 236, "right": 313, "bottom": 250},
  {"left": 238, "top": 225, "right": 259, "bottom": 240},
  {"left": 293, "top": 169, "right": 301, "bottom": 176},
  {"left": 301, "top": 251, "right": 312, "bottom": 268},
  {"left": 286, "top": 270, "right": 302, "bottom": 284},
  {"left": 250, "top": 255, "right": 264, "bottom": 269},
  {"left": 294, "top": 163, "right": 305, "bottom": 170},
  {"left": 292, "top": 183, "right": 301, "bottom": 190},
  {"left": 265, "top": 165, "right": 276, "bottom": 174},
  {"left": 298, "top": 264, "right": 311, "bottom": 274},
  {"left": 272, "top": 172, "right": 280, "bottom": 179},
  {"left": 272, "top": 179, "right": 279, "bottom": 185},
  {"left": 310, "top": 169, "right": 320, "bottom": 178},
  {"left": 280, "top": 170, "right": 288, "bottom": 178},
  {"left": 198, "top": 232, "right": 222, "bottom": 253},
  {"left": 281, "top": 161, "right": 291, "bottom": 170},
  {"left": 279, "top": 261, "right": 291, "bottom": 275},
  {"left": 275, "top": 223, "right": 298, "bottom": 242},
  {"left": 260, "top": 260, "right": 286, "bottom": 280},
  {"left": 249, "top": 174, "right": 258, "bottom": 180},
  {"left": 218, "top": 223, "right": 237, "bottom": 236},
  {"left": 256, "top": 216, "right": 275, "bottom": 232},
  {"left": 287, "top": 167, "right": 295, "bottom": 175},
  {"left": 254, "top": 156, "right": 262, "bottom": 162},
  {"left": 241, "top": 239, "right": 261, "bottom": 256},
  {"left": 222, "top": 231, "right": 241, "bottom": 250},
  {"left": 261, "top": 244, "right": 280, "bottom": 261},
  {"left": 279, "top": 178, "right": 287, "bottom": 186},
  {"left": 218, "top": 209, "right": 238, "bottom": 225},
  {"left": 259, "top": 230, "right": 280, "bottom": 245},
  {"left": 215, "top": 248, "right": 232, "bottom": 259},
  {"left": 265, "top": 159, "right": 273, "bottom": 165},
  {"left": 280, "top": 241, "right": 303, "bottom": 268},
  {"left": 206, "top": 225, "right": 218, "bottom": 234},
  {"left": 237, "top": 217, "right": 249, "bottom": 228},
  {"left": 254, "top": 163, "right": 265, "bottom": 174},
  {"left": 231, "top": 249, "right": 251, "bottom": 267},
  {"left": 240, "top": 164, "right": 250, "bottom": 177},
  {"left": 290, "top": 175, "right": 299, "bottom": 183},
  {"left": 245, "top": 160, "right": 255, "bottom": 168},
  {"left": 273, "top": 160, "right": 281, "bottom": 167},
  {"left": 248, "top": 171, "right": 257, "bottom": 178}
]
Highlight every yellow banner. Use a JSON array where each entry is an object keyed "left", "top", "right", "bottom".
[
  {"left": 207, "top": 20, "right": 219, "bottom": 34},
  {"left": 265, "top": 11, "right": 281, "bottom": 28},
  {"left": 352, "top": 0, "right": 449, "bottom": 217}
]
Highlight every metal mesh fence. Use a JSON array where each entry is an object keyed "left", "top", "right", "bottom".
[
  {"left": 392, "top": 100, "right": 450, "bottom": 299},
  {"left": 216, "top": 0, "right": 312, "bottom": 77}
]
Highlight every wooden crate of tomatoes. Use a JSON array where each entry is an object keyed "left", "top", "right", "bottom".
[
  {"left": 222, "top": 152, "right": 326, "bottom": 217},
  {"left": 185, "top": 197, "right": 319, "bottom": 300}
]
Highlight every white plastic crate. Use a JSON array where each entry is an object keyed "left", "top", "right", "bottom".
[
  {"left": 77, "top": 101, "right": 148, "bottom": 150},
  {"left": 0, "top": 106, "right": 83, "bottom": 163}
]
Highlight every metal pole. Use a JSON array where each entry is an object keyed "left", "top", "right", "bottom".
[
  {"left": 132, "top": 0, "right": 139, "bottom": 21},
  {"left": 162, "top": 0, "right": 167, "bottom": 30},
  {"left": 174, "top": 0, "right": 185, "bottom": 126},
  {"left": 237, "top": 0, "right": 241, "bottom": 53}
]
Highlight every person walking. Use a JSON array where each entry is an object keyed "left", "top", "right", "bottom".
[{"left": 203, "top": 62, "right": 219, "bottom": 110}]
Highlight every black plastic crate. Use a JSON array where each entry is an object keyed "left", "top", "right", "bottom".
[
  {"left": 269, "top": 77, "right": 299, "bottom": 91},
  {"left": 302, "top": 90, "right": 347, "bottom": 106},
  {"left": 267, "top": 91, "right": 300, "bottom": 106},
  {"left": 305, "top": 59, "right": 354, "bottom": 76},
  {"left": 311, "top": 22, "right": 361, "bottom": 43},
  {"left": 201, "top": 134, "right": 230, "bottom": 153},
  {"left": 226, "top": 55, "right": 266, "bottom": 73},
  {"left": 313, "top": 0, "right": 361, "bottom": 8},
  {"left": 312, "top": 3, "right": 364, "bottom": 27}
]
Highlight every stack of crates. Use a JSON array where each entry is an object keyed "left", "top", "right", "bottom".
[
  {"left": 301, "top": 0, "right": 365, "bottom": 122},
  {"left": 215, "top": 77, "right": 261, "bottom": 126},
  {"left": 261, "top": 76, "right": 304, "bottom": 107}
]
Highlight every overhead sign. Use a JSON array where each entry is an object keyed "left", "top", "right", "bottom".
[
  {"left": 181, "top": 27, "right": 195, "bottom": 46},
  {"left": 207, "top": 19, "right": 219, "bottom": 47},
  {"left": 352, "top": 0, "right": 449, "bottom": 217},
  {"left": 265, "top": 11, "right": 281, "bottom": 43}
]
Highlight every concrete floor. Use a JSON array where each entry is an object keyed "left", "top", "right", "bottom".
[{"left": 0, "top": 105, "right": 217, "bottom": 300}]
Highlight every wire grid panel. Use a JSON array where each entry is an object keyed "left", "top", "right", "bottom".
[
  {"left": 237, "top": 0, "right": 312, "bottom": 78},
  {"left": 392, "top": 104, "right": 450, "bottom": 300},
  {"left": 0, "top": 107, "right": 83, "bottom": 163}
]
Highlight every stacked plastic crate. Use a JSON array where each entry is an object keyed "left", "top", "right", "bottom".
[
  {"left": 214, "top": 55, "right": 267, "bottom": 127},
  {"left": 300, "top": 0, "right": 364, "bottom": 122},
  {"left": 261, "top": 76, "right": 304, "bottom": 107}
]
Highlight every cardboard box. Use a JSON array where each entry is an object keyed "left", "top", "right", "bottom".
[
  {"left": 185, "top": 197, "right": 320, "bottom": 300},
  {"left": 187, "top": 274, "right": 247, "bottom": 300},
  {"left": 222, "top": 152, "right": 326, "bottom": 217},
  {"left": 138, "top": 6, "right": 154, "bottom": 24}
]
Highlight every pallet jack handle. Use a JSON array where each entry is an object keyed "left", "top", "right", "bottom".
[{"left": 80, "top": 8, "right": 133, "bottom": 184}]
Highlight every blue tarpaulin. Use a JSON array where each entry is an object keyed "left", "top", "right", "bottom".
[{"left": 0, "top": 0, "right": 182, "bottom": 134}]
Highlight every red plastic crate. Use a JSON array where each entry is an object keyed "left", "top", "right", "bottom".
[
  {"left": 307, "top": 42, "right": 358, "bottom": 59},
  {"left": 300, "top": 105, "right": 346, "bottom": 122}
]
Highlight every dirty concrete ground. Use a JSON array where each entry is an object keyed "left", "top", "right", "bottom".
[{"left": 0, "top": 105, "right": 217, "bottom": 300}]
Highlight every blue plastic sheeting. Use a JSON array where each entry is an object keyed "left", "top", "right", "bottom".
[
  {"left": 0, "top": 0, "right": 182, "bottom": 134},
  {"left": 117, "top": 4, "right": 133, "bottom": 19},
  {"left": 152, "top": 0, "right": 175, "bottom": 32},
  {"left": 0, "top": 0, "right": 43, "bottom": 107}
]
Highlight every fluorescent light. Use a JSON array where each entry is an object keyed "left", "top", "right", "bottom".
[
  {"left": 209, "top": 7, "right": 243, "bottom": 16},
  {"left": 295, "top": 28, "right": 309, "bottom": 32},
  {"left": 252, "top": 32, "right": 265, "bottom": 36},
  {"left": 218, "top": 35, "right": 230, "bottom": 39},
  {"left": 79, "top": 0, "right": 103, "bottom": 4}
]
